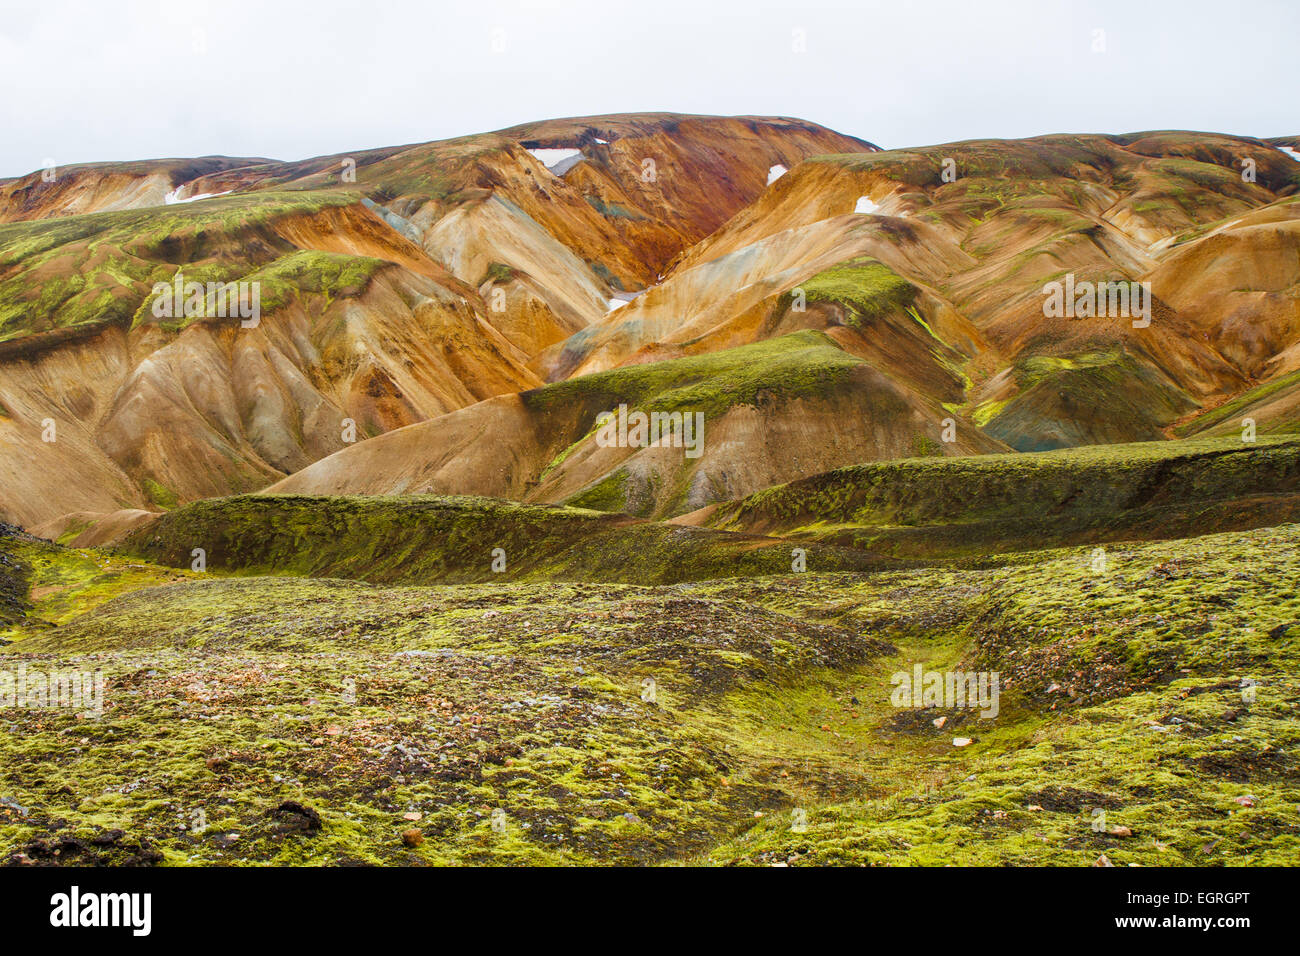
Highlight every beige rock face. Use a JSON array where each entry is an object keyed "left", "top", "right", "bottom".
[
  {"left": 425, "top": 194, "right": 609, "bottom": 351},
  {"left": 1148, "top": 206, "right": 1300, "bottom": 378}
]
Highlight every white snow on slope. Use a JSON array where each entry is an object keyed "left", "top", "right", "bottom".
[
  {"left": 854, "top": 195, "right": 881, "bottom": 214},
  {"left": 527, "top": 148, "right": 583, "bottom": 173},
  {"left": 164, "top": 187, "right": 232, "bottom": 205},
  {"left": 767, "top": 164, "right": 788, "bottom": 184},
  {"left": 1278, "top": 145, "right": 1300, "bottom": 163},
  {"left": 606, "top": 290, "right": 643, "bottom": 313}
]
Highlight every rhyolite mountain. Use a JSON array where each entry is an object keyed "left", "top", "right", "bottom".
[
  {"left": 0, "top": 115, "right": 1298, "bottom": 533},
  {"left": 3, "top": 116, "right": 1300, "bottom": 870}
]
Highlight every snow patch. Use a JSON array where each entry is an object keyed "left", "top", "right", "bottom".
[
  {"left": 527, "top": 148, "right": 584, "bottom": 174},
  {"left": 1277, "top": 145, "right": 1300, "bottom": 164},
  {"left": 595, "top": 138, "right": 608, "bottom": 145},
  {"left": 164, "top": 187, "right": 232, "bottom": 205},
  {"left": 767, "top": 164, "right": 788, "bottom": 184},
  {"left": 854, "top": 195, "right": 881, "bottom": 215},
  {"left": 606, "top": 290, "right": 643, "bottom": 313}
]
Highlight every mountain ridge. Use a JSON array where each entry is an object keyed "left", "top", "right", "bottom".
[{"left": 1, "top": 116, "right": 1298, "bottom": 530}]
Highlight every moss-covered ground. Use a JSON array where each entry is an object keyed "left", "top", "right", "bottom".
[
  {"left": 1, "top": 501, "right": 1296, "bottom": 865},
  {"left": 1174, "top": 370, "right": 1300, "bottom": 439}
]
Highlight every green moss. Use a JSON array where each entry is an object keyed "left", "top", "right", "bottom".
[
  {"left": 240, "top": 250, "right": 387, "bottom": 316},
  {"left": 707, "top": 434, "right": 1300, "bottom": 561},
  {"left": 526, "top": 330, "right": 866, "bottom": 421},
  {"left": 984, "top": 350, "right": 1197, "bottom": 451},
  {"left": 0, "top": 534, "right": 185, "bottom": 640},
  {"left": 143, "top": 478, "right": 180, "bottom": 511},
  {"left": 0, "top": 190, "right": 363, "bottom": 342},
  {"left": 479, "top": 262, "right": 516, "bottom": 286},
  {"left": 565, "top": 469, "right": 631, "bottom": 513},
  {"left": 53, "top": 519, "right": 93, "bottom": 547},
  {"left": 910, "top": 434, "right": 944, "bottom": 457},
  {"left": 788, "top": 257, "right": 917, "bottom": 329},
  {"left": 113, "top": 493, "right": 884, "bottom": 587},
  {"left": 1015, "top": 350, "right": 1125, "bottom": 389},
  {"left": 4, "top": 518, "right": 1296, "bottom": 865},
  {"left": 971, "top": 397, "right": 1010, "bottom": 427},
  {"left": 699, "top": 523, "right": 1300, "bottom": 866}
]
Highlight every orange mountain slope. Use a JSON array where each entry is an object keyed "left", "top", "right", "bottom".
[{"left": 2, "top": 120, "right": 1298, "bottom": 528}]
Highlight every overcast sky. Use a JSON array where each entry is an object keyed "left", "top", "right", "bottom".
[{"left": 1, "top": 0, "right": 1295, "bottom": 178}]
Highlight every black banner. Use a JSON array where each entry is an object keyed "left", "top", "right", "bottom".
[{"left": 0, "top": 865, "right": 1273, "bottom": 943}]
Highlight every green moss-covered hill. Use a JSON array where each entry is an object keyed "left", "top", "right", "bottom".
[
  {"left": 699, "top": 434, "right": 1300, "bottom": 560},
  {"left": 114, "top": 494, "right": 886, "bottom": 585}
]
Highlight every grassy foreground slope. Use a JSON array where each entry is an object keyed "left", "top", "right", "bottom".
[
  {"left": 0, "top": 515, "right": 1296, "bottom": 865},
  {"left": 696, "top": 435, "right": 1300, "bottom": 559}
]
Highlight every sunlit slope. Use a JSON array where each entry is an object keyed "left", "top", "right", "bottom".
[
  {"left": 0, "top": 192, "right": 538, "bottom": 527},
  {"left": 265, "top": 331, "right": 1007, "bottom": 519},
  {"left": 546, "top": 132, "right": 1300, "bottom": 453},
  {"left": 0, "top": 114, "right": 876, "bottom": 527}
]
